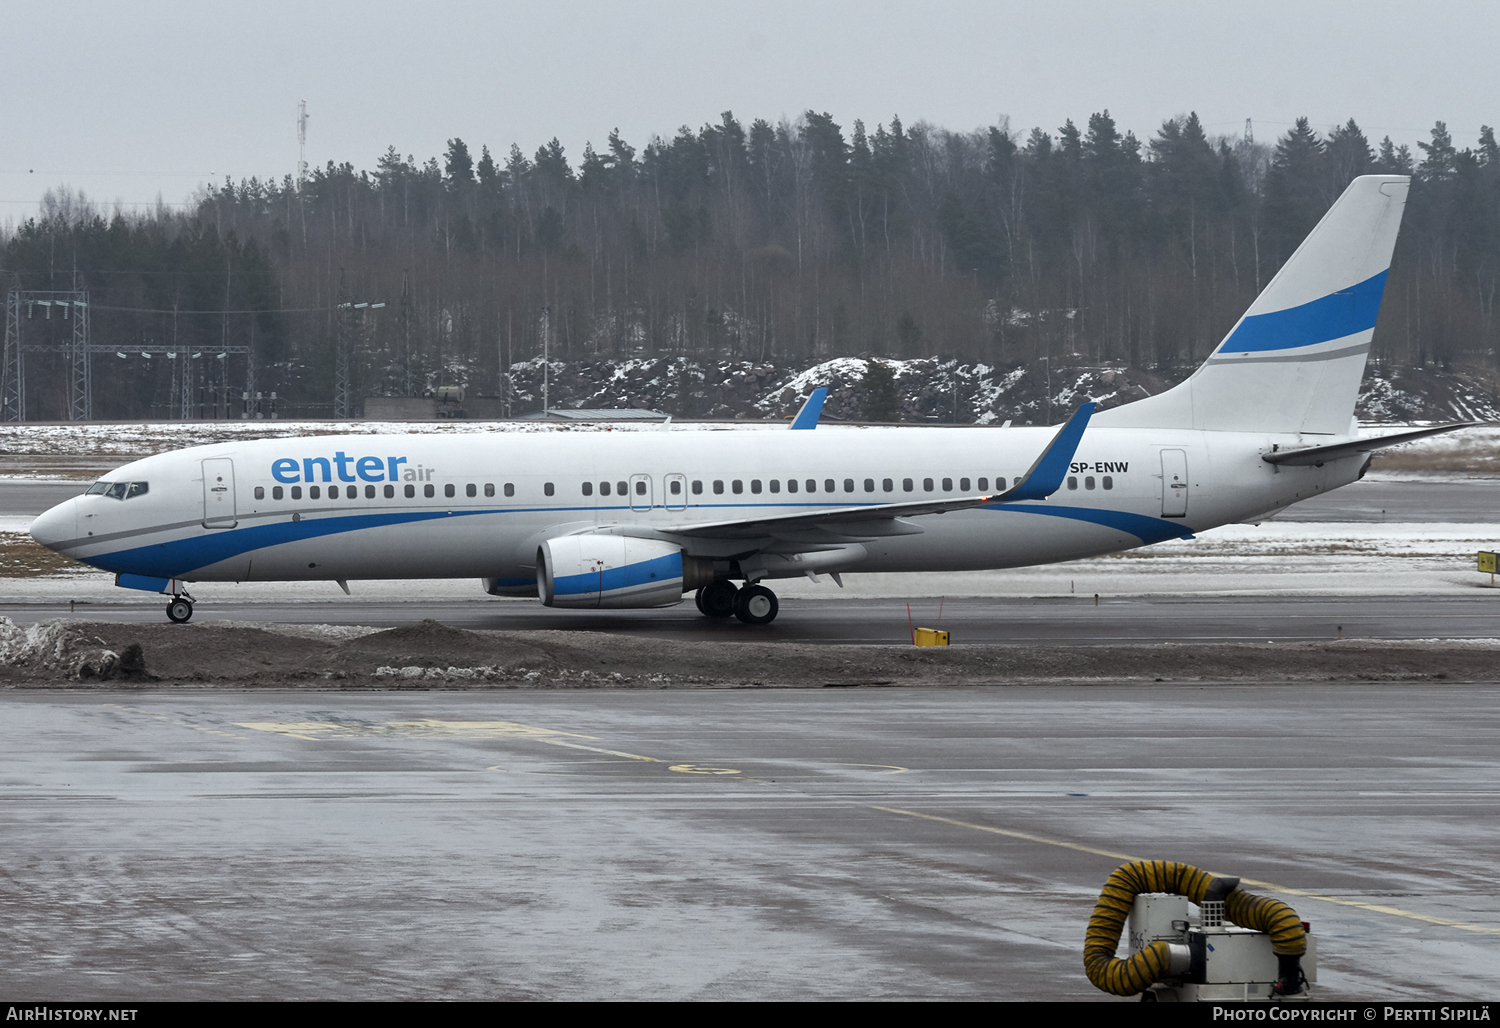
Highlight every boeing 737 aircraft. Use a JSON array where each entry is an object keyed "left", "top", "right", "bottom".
[{"left": 28, "top": 175, "right": 1471, "bottom": 624}]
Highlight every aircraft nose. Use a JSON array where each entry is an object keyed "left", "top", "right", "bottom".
[{"left": 29, "top": 498, "right": 78, "bottom": 552}]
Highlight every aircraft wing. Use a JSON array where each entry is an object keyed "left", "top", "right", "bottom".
[{"left": 662, "top": 403, "right": 1096, "bottom": 539}]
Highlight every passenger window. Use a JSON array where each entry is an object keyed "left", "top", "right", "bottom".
[
  {"left": 254, "top": 486, "right": 265, "bottom": 500},
  {"left": 732, "top": 480, "right": 743, "bottom": 494},
  {"left": 466, "top": 483, "right": 477, "bottom": 498},
  {"left": 1067, "top": 476, "right": 1078, "bottom": 490},
  {"left": 787, "top": 479, "right": 798, "bottom": 493},
  {"left": 366, "top": 485, "right": 376, "bottom": 499},
  {"left": 692, "top": 480, "right": 703, "bottom": 495},
  {"left": 504, "top": 483, "right": 514, "bottom": 497},
  {"left": 404, "top": 484, "right": 414, "bottom": 498},
  {"left": 423, "top": 484, "right": 434, "bottom": 498},
  {"left": 600, "top": 481, "right": 611, "bottom": 496},
  {"left": 960, "top": 478, "right": 970, "bottom": 491},
  {"left": 671, "top": 479, "right": 682, "bottom": 495},
  {"left": 384, "top": 485, "right": 394, "bottom": 499},
  {"left": 903, "top": 478, "right": 914, "bottom": 492},
  {"left": 824, "top": 479, "right": 835, "bottom": 493},
  {"left": 942, "top": 478, "right": 953, "bottom": 491},
  {"left": 1103, "top": 476, "right": 1113, "bottom": 490},
  {"left": 127, "top": 482, "right": 149, "bottom": 499},
  {"left": 635, "top": 480, "right": 646, "bottom": 495},
  {"left": 582, "top": 482, "right": 593, "bottom": 496},
  {"left": 843, "top": 479, "right": 854, "bottom": 493},
  {"left": 978, "top": 478, "right": 989, "bottom": 491},
  {"left": 272, "top": 486, "right": 284, "bottom": 500},
  {"left": 806, "top": 479, "right": 817, "bottom": 493},
  {"left": 750, "top": 480, "right": 762, "bottom": 494},
  {"left": 864, "top": 479, "right": 875, "bottom": 493},
  {"left": 1085, "top": 476, "right": 1096, "bottom": 490},
  {"left": 545, "top": 482, "right": 555, "bottom": 496},
  {"left": 923, "top": 478, "right": 934, "bottom": 492},
  {"left": 485, "top": 483, "right": 494, "bottom": 497},
  {"left": 883, "top": 479, "right": 893, "bottom": 492},
  {"left": 768, "top": 480, "right": 779, "bottom": 494},
  {"left": 292, "top": 486, "right": 303, "bottom": 500},
  {"left": 713, "top": 481, "right": 724, "bottom": 494},
  {"left": 445, "top": 483, "right": 456, "bottom": 498},
  {"left": 310, "top": 485, "right": 321, "bottom": 500},
  {"left": 617, "top": 481, "right": 627, "bottom": 495},
  {"left": 996, "top": 477, "right": 1007, "bottom": 491}
]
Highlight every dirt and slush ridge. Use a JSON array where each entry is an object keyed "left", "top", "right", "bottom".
[{"left": 0, "top": 617, "right": 1496, "bottom": 688}]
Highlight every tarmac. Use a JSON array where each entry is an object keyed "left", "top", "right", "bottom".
[{"left": 1, "top": 686, "right": 1496, "bottom": 1001}]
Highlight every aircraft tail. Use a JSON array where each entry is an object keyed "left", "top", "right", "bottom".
[{"left": 1094, "top": 175, "right": 1410, "bottom": 435}]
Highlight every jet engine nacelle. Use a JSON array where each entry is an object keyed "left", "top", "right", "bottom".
[{"left": 537, "top": 534, "right": 713, "bottom": 609}]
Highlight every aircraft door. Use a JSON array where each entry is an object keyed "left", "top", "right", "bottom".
[
  {"left": 1160, "top": 449, "right": 1188, "bottom": 518},
  {"left": 664, "top": 473, "right": 687, "bottom": 510},
  {"left": 629, "top": 473, "right": 653, "bottom": 512},
  {"left": 202, "top": 457, "right": 238, "bottom": 528}
]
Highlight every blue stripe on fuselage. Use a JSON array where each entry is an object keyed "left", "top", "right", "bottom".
[
  {"left": 988, "top": 503, "right": 1194, "bottom": 544},
  {"left": 79, "top": 500, "right": 1193, "bottom": 579},
  {"left": 1217, "top": 270, "right": 1387, "bottom": 353}
]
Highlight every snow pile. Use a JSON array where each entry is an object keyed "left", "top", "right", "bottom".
[{"left": 0, "top": 617, "right": 138, "bottom": 679}]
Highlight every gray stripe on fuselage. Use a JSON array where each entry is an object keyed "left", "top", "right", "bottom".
[{"left": 1204, "top": 341, "right": 1370, "bottom": 365}]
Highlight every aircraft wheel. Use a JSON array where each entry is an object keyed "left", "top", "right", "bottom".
[
  {"left": 166, "top": 598, "right": 194, "bottom": 624},
  {"left": 699, "top": 579, "right": 738, "bottom": 619},
  {"left": 734, "top": 584, "right": 778, "bottom": 626}
]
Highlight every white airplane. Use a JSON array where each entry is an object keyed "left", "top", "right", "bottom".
[{"left": 29, "top": 175, "right": 1470, "bottom": 625}]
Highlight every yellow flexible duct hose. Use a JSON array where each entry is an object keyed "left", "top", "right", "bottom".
[{"left": 1082, "top": 860, "right": 1306, "bottom": 997}]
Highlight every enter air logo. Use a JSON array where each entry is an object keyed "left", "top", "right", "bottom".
[{"left": 271, "top": 453, "right": 435, "bottom": 484}]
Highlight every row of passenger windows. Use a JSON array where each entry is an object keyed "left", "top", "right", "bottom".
[
  {"left": 588, "top": 477, "right": 1011, "bottom": 496},
  {"left": 255, "top": 482, "right": 517, "bottom": 501},
  {"left": 252, "top": 474, "right": 1118, "bottom": 504}
]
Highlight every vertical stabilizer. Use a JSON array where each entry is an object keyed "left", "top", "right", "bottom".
[{"left": 1095, "top": 175, "right": 1409, "bottom": 434}]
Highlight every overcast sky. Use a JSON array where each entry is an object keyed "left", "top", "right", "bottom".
[{"left": 4, "top": 0, "right": 1498, "bottom": 219}]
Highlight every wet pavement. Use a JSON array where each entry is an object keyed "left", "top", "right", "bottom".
[{"left": 2, "top": 685, "right": 1497, "bottom": 1000}]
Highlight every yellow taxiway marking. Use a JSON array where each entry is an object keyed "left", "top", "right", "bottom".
[
  {"left": 233, "top": 718, "right": 1495, "bottom": 935},
  {"left": 237, "top": 718, "right": 664, "bottom": 763},
  {"left": 110, "top": 704, "right": 248, "bottom": 740},
  {"left": 872, "top": 806, "right": 1500, "bottom": 936}
]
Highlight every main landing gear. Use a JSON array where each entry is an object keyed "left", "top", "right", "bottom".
[
  {"left": 694, "top": 580, "right": 779, "bottom": 626},
  {"left": 165, "top": 594, "right": 194, "bottom": 624}
]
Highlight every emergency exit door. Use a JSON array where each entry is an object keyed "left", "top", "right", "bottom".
[
  {"left": 1160, "top": 449, "right": 1188, "bottom": 518},
  {"left": 202, "top": 458, "right": 238, "bottom": 528}
]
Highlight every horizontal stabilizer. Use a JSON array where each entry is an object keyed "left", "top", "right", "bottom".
[{"left": 1262, "top": 422, "right": 1478, "bottom": 466}]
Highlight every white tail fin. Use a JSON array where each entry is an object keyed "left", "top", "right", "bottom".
[{"left": 1095, "top": 175, "right": 1410, "bottom": 434}]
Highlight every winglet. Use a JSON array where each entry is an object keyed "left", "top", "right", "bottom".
[
  {"left": 789, "top": 388, "right": 828, "bottom": 430},
  {"left": 1003, "top": 402, "right": 1096, "bottom": 501}
]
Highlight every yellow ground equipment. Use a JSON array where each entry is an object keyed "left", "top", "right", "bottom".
[
  {"left": 1083, "top": 860, "right": 1314, "bottom": 1002},
  {"left": 912, "top": 627, "right": 949, "bottom": 646}
]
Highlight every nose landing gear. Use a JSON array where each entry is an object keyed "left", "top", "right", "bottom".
[{"left": 694, "top": 579, "right": 779, "bottom": 625}]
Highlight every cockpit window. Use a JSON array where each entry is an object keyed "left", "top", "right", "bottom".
[{"left": 91, "top": 481, "right": 147, "bottom": 500}]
